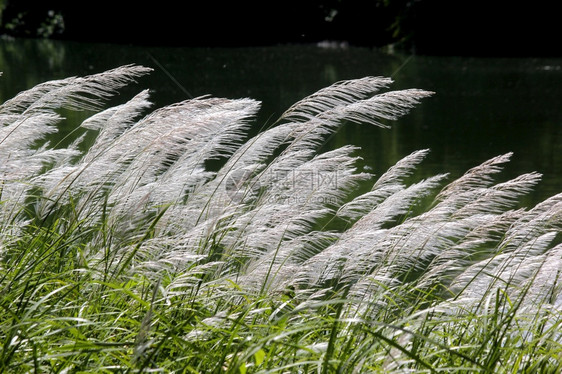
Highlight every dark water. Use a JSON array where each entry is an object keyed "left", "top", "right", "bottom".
[{"left": 2, "top": 38, "right": 561, "bottom": 206}]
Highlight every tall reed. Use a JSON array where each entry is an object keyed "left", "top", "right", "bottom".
[{"left": 0, "top": 65, "right": 560, "bottom": 372}]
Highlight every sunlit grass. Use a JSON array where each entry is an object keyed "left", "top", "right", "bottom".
[{"left": 0, "top": 65, "right": 561, "bottom": 373}]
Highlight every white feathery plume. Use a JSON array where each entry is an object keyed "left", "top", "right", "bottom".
[
  {"left": 235, "top": 231, "right": 341, "bottom": 293},
  {"left": 500, "top": 193, "right": 562, "bottom": 251},
  {"left": 435, "top": 152, "right": 513, "bottom": 203},
  {"left": 80, "top": 89, "right": 153, "bottom": 159},
  {"left": 337, "top": 149, "right": 430, "bottom": 220},
  {"left": 150, "top": 80, "right": 435, "bottom": 273},
  {"left": 1, "top": 65, "right": 153, "bottom": 223},
  {"left": 280, "top": 76, "right": 393, "bottom": 122},
  {"left": 372, "top": 149, "right": 430, "bottom": 190},
  {"left": 451, "top": 172, "right": 542, "bottom": 219},
  {"left": 105, "top": 97, "right": 260, "bottom": 214},
  {"left": 414, "top": 209, "right": 526, "bottom": 291},
  {"left": 321, "top": 89, "right": 435, "bottom": 128},
  {"left": 448, "top": 232, "right": 557, "bottom": 307},
  {"left": 33, "top": 89, "right": 151, "bottom": 208},
  {"left": 0, "top": 65, "right": 152, "bottom": 115},
  {"left": 517, "top": 243, "right": 562, "bottom": 310},
  {"left": 290, "top": 174, "right": 447, "bottom": 290},
  {"left": 4, "top": 66, "right": 562, "bottom": 363},
  {"left": 351, "top": 173, "right": 448, "bottom": 232}
]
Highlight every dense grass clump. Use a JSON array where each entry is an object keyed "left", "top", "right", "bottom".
[{"left": 1, "top": 65, "right": 561, "bottom": 373}]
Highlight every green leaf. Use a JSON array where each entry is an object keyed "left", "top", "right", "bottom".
[
  {"left": 239, "top": 362, "right": 247, "bottom": 374},
  {"left": 254, "top": 348, "right": 266, "bottom": 366}
]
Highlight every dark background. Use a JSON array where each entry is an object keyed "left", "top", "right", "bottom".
[{"left": 0, "top": 0, "right": 560, "bottom": 57}]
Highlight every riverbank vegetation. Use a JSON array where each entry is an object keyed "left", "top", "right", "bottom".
[{"left": 0, "top": 65, "right": 561, "bottom": 372}]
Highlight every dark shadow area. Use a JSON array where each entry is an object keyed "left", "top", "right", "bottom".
[{"left": 0, "top": 0, "right": 560, "bottom": 57}]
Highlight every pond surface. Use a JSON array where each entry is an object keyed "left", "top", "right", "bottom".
[{"left": 1, "top": 38, "right": 561, "bottom": 206}]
